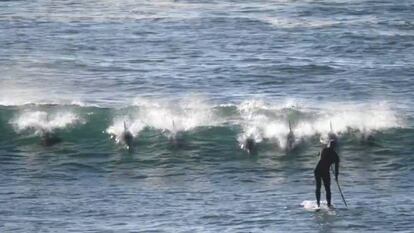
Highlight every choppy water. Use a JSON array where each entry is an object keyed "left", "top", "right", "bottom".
[{"left": 1, "top": 0, "right": 414, "bottom": 232}]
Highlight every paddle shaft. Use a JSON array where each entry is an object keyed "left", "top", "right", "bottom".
[{"left": 331, "top": 167, "right": 348, "bottom": 208}]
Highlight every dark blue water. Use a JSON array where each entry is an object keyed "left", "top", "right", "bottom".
[{"left": 1, "top": 1, "right": 414, "bottom": 232}]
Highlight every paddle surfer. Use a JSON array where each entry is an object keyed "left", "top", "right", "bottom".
[{"left": 314, "top": 139, "right": 339, "bottom": 208}]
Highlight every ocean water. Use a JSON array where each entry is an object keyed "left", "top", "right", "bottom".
[{"left": 1, "top": 0, "right": 414, "bottom": 232}]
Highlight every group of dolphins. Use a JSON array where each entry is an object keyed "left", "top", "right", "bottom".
[
  {"left": 239, "top": 121, "right": 338, "bottom": 154},
  {"left": 38, "top": 120, "right": 339, "bottom": 153},
  {"left": 37, "top": 121, "right": 132, "bottom": 148},
  {"left": 242, "top": 121, "right": 296, "bottom": 154}
]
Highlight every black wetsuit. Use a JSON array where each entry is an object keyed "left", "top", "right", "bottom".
[{"left": 314, "top": 147, "right": 339, "bottom": 207}]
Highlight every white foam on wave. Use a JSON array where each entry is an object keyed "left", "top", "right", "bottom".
[
  {"left": 311, "top": 102, "right": 402, "bottom": 137},
  {"left": 107, "top": 96, "right": 219, "bottom": 140},
  {"left": 236, "top": 99, "right": 403, "bottom": 149},
  {"left": 237, "top": 99, "right": 302, "bottom": 149},
  {"left": 10, "top": 111, "right": 82, "bottom": 135},
  {"left": 135, "top": 96, "right": 218, "bottom": 133},
  {"left": 237, "top": 100, "right": 266, "bottom": 148}
]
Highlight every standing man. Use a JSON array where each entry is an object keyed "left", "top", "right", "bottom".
[{"left": 314, "top": 140, "right": 339, "bottom": 208}]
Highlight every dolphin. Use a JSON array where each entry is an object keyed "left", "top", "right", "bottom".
[
  {"left": 39, "top": 114, "right": 62, "bottom": 146},
  {"left": 121, "top": 121, "right": 134, "bottom": 151},
  {"left": 168, "top": 120, "right": 185, "bottom": 147},
  {"left": 243, "top": 137, "right": 256, "bottom": 154},
  {"left": 286, "top": 120, "right": 295, "bottom": 151},
  {"left": 40, "top": 130, "right": 62, "bottom": 146}
]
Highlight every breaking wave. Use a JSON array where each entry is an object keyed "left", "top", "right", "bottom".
[{"left": 0, "top": 98, "right": 407, "bottom": 151}]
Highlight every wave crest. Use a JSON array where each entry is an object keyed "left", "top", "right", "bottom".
[{"left": 10, "top": 111, "right": 82, "bottom": 135}]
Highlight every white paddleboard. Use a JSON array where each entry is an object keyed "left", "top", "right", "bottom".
[{"left": 301, "top": 200, "right": 336, "bottom": 213}]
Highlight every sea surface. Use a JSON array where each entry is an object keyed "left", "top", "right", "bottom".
[{"left": 1, "top": 0, "right": 414, "bottom": 232}]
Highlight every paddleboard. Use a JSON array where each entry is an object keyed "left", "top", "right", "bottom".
[{"left": 301, "top": 200, "right": 335, "bottom": 213}]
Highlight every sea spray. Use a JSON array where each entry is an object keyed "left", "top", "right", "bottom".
[
  {"left": 236, "top": 99, "right": 403, "bottom": 149},
  {"left": 132, "top": 96, "right": 219, "bottom": 134},
  {"left": 106, "top": 97, "right": 219, "bottom": 146},
  {"left": 10, "top": 110, "right": 82, "bottom": 136},
  {"left": 0, "top": 99, "right": 405, "bottom": 148}
]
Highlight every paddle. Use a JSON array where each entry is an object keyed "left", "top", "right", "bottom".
[{"left": 331, "top": 166, "right": 348, "bottom": 208}]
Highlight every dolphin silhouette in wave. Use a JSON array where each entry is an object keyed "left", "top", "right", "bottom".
[
  {"left": 286, "top": 120, "right": 295, "bottom": 151},
  {"left": 40, "top": 130, "right": 62, "bottom": 146},
  {"left": 121, "top": 121, "right": 134, "bottom": 151}
]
